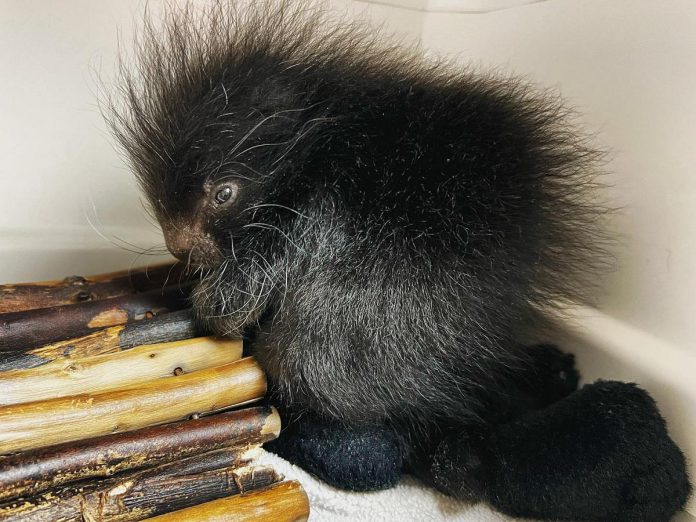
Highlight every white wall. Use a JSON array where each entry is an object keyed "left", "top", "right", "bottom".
[
  {"left": 0, "top": 0, "right": 172, "bottom": 281},
  {"left": 0, "top": 0, "right": 148, "bottom": 231}
]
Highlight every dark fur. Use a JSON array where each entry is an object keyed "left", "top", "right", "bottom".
[
  {"left": 420, "top": 381, "right": 691, "bottom": 522},
  {"left": 110, "top": 0, "right": 606, "bottom": 425},
  {"left": 108, "top": 2, "right": 689, "bottom": 520}
]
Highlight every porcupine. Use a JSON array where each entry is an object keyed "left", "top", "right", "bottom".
[{"left": 107, "top": 2, "right": 690, "bottom": 520}]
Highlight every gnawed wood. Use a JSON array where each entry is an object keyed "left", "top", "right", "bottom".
[
  {"left": 0, "top": 337, "right": 242, "bottom": 406},
  {"left": 145, "top": 480, "right": 310, "bottom": 522},
  {"left": 0, "top": 263, "right": 184, "bottom": 314},
  {"left": 0, "top": 357, "right": 266, "bottom": 454},
  {"left": 0, "top": 309, "right": 200, "bottom": 372},
  {"left": 0, "top": 285, "right": 192, "bottom": 352},
  {"left": 0, "top": 451, "right": 281, "bottom": 521},
  {"left": 0, "top": 406, "right": 280, "bottom": 502}
]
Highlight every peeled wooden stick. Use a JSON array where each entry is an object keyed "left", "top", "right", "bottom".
[
  {"left": 0, "top": 285, "right": 192, "bottom": 351},
  {"left": 0, "top": 406, "right": 280, "bottom": 502},
  {"left": 145, "top": 481, "right": 310, "bottom": 522},
  {"left": 0, "top": 450, "right": 281, "bottom": 522},
  {"left": 0, "top": 357, "right": 266, "bottom": 454},
  {"left": 0, "top": 309, "right": 199, "bottom": 372},
  {"left": 0, "top": 336, "right": 242, "bottom": 406},
  {"left": 0, "top": 262, "right": 184, "bottom": 313}
]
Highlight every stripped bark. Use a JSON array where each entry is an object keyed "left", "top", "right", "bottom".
[
  {"left": 0, "top": 262, "right": 184, "bottom": 314},
  {"left": 0, "top": 450, "right": 281, "bottom": 521},
  {"left": 0, "top": 337, "right": 242, "bottom": 406},
  {"left": 0, "top": 406, "right": 280, "bottom": 502},
  {"left": 0, "top": 357, "right": 266, "bottom": 454},
  {"left": 145, "top": 480, "right": 310, "bottom": 522},
  {"left": 0, "top": 309, "right": 200, "bottom": 372},
  {"left": 0, "top": 285, "right": 192, "bottom": 352}
]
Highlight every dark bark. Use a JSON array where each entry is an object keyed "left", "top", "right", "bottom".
[
  {"left": 0, "top": 263, "right": 185, "bottom": 314},
  {"left": 0, "top": 309, "right": 200, "bottom": 372},
  {"left": 0, "top": 450, "right": 280, "bottom": 521},
  {"left": 0, "top": 285, "right": 192, "bottom": 352},
  {"left": 0, "top": 406, "right": 280, "bottom": 502}
]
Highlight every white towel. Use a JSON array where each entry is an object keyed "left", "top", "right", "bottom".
[{"left": 259, "top": 450, "right": 532, "bottom": 522}]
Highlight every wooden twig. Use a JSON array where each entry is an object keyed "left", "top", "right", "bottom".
[
  {"left": 0, "top": 309, "right": 200, "bottom": 372},
  {"left": 0, "top": 451, "right": 281, "bottom": 521},
  {"left": 0, "top": 262, "right": 184, "bottom": 313},
  {"left": 145, "top": 480, "right": 310, "bottom": 522},
  {"left": 0, "top": 285, "right": 192, "bottom": 351},
  {"left": 0, "top": 406, "right": 280, "bottom": 502},
  {"left": 0, "top": 337, "right": 242, "bottom": 406},
  {"left": 0, "top": 357, "right": 266, "bottom": 454}
]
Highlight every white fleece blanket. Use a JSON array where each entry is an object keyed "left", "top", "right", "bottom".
[{"left": 259, "top": 450, "right": 531, "bottom": 522}]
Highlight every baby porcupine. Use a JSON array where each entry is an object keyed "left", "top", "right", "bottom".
[{"left": 108, "top": 2, "right": 690, "bottom": 521}]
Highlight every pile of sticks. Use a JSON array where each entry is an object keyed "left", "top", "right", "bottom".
[{"left": 0, "top": 263, "right": 309, "bottom": 521}]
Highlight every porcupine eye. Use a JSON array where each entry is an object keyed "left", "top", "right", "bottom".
[{"left": 213, "top": 184, "right": 237, "bottom": 206}]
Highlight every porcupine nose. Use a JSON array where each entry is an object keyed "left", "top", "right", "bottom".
[
  {"left": 163, "top": 221, "right": 221, "bottom": 266},
  {"left": 163, "top": 227, "right": 193, "bottom": 262}
]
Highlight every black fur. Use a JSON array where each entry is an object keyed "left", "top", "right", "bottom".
[
  {"left": 109, "top": 0, "right": 606, "bottom": 427},
  {"left": 474, "top": 381, "right": 689, "bottom": 522},
  {"left": 108, "top": 2, "right": 690, "bottom": 520}
]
